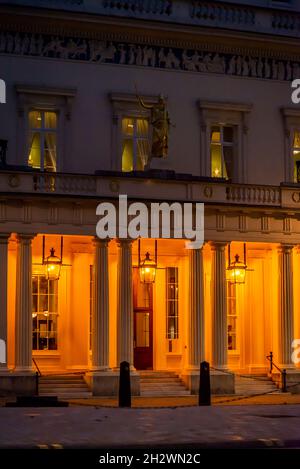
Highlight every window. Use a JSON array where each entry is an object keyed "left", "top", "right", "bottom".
[
  {"left": 227, "top": 282, "right": 237, "bottom": 351},
  {"left": 166, "top": 267, "right": 179, "bottom": 339},
  {"left": 32, "top": 275, "right": 58, "bottom": 350},
  {"left": 292, "top": 130, "right": 300, "bottom": 183},
  {"left": 16, "top": 85, "right": 76, "bottom": 171},
  {"left": 210, "top": 125, "right": 234, "bottom": 179},
  {"left": 110, "top": 93, "right": 159, "bottom": 171},
  {"left": 198, "top": 101, "right": 252, "bottom": 183},
  {"left": 28, "top": 110, "right": 57, "bottom": 172},
  {"left": 121, "top": 117, "right": 149, "bottom": 171}
]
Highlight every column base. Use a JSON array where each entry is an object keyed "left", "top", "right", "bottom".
[
  {"left": 85, "top": 370, "right": 140, "bottom": 396},
  {"left": 182, "top": 368, "right": 235, "bottom": 395},
  {"left": 0, "top": 371, "right": 36, "bottom": 396},
  {"left": 271, "top": 368, "right": 300, "bottom": 394}
]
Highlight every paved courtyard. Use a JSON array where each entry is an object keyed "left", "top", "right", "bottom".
[{"left": 0, "top": 404, "right": 300, "bottom": 448}]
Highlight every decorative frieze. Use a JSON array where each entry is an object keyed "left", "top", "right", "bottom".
[{"left": 0, "top": 31, "right": 299, "bottom": 81}]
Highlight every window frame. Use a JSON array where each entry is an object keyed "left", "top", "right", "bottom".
[
  {"left": 210, "top": 124, "right": 235, "bottom": 179},
  {"left": 28, "top": 109, "right": 58, "bottom": 172},
  {"left": 121, "top": 116, "right": 150, "bottom": 171},
  {"left": 198, "top": 101, "right": 252, "bottom": 183},
  {"left": 281, "top": 108, "right": 300, "bottom": 183},
  {"left": 166, "top": 266, "right": 179, "bottom": 340},
  {"left": 32, "top": 273, "right": 59, "bottom": 352},
  {"left": 16, "top": 85, "right": 76, "bottom": 172},
  {"left": 110, "top": 93, "right": 161, "bottom": 171}
]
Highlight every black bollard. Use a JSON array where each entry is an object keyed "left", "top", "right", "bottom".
[
  {"left": 119, "top": 361, "right": 131, "bottom": 408},
  {"left": 198, "top": 361, "right": 211, "bottom": 406}
]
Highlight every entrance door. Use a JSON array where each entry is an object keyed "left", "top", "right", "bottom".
[{"left": 133, "top": 268, "right": 153, "bottom": 370}]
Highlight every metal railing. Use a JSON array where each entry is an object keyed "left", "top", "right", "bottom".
[
  {"left": 266, "top": 351, "right": 287, "bottom": 393},
  {"left": 32, "top": 357, "right": 42, "bottom": 396}
]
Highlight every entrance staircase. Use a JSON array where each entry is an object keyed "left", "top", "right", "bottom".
[
  {"left": 38, "top": 373, "right": 92, "bottom": 399},
  {"left": 234, "top": 375, "right": 282, "bottom": 396},
  {"left": 139, "top": 371, "right": 190, "bottom": 397}
]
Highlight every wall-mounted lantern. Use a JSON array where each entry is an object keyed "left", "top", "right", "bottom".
[
  {"left": 42, "top": 236, "right": 63, "bottom": 281},
  {"left": 138, "top": 239, "right": 157, "bottom": 284},
  {"left": 227, "top": 243, "right": 247, "bottom": 285}
]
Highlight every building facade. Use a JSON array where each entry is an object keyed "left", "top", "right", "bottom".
[{"left": 1, "top": 0, "right": 300, "bottom": 396}]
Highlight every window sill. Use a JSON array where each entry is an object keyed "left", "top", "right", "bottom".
[
  {"left": 32, "top": 351, "right": 60, "bottom": 357},
  {"left": 166, "top": 353, "right": 182, "bottom": 357}
]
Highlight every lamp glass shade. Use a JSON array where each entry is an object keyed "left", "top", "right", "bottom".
[
  {"left": 45, "top": 248, "right": 62, "bottom": 280},
  {"left": 139, "top": 252, "right": 156, "bottom": 283},
  {"left": 227, "top": 255, "right": 246, "bottom": 284}
]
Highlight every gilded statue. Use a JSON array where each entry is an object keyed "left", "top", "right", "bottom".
[{"left": 136, "top": 92, "right": 170, "bottom": 159}]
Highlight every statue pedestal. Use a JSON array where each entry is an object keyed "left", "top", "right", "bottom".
[{"left": 144, "top": 157, "right": 170, "bottom": 172}]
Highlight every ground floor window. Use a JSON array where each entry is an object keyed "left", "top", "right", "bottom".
[
  {"left": 32, "top": 274, "right": 58, "bottom": 350},
  {"left": 89, "top": 265, "right": 94, "bottom": 351},
  {"left": 166, "top": 267, "right": 179, "bottom": 339},
  {"left": 227, "top": 282, "right": 237, "bottom": 351}
]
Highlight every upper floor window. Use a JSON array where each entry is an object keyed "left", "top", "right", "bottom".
[
  {"left": 121, "top": 117, "right": 149, "bottom": 171},
  {"left": 28, "top": 110, "right": 57, "bottom": 172},
  {"left": 292, "top": 130, "right": 300, "bottom": 183},
  {"left": 210, "top": 125, "right": 234, "bottom": 179},
  {"left": 198, "top": 101, "right": 252, "bottom": 183},
  {"left": 110, "top": 93, "right": 161, "bottom": 172}
]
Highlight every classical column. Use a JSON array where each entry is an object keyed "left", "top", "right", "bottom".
[
  {"left": 278, "top": 244, "right": 294, "bottom": 367},
  {"left": 15, "top": 234, "right": 35, "bottom": 372},
  {"left": 188, "top": 247, "right": 205, "bottom": 368},
  {"left": 117, "top": 239, "right": 133, "bottom": 366},
  {"left": 210, "top": 242, "right": 227, "bottom": 369},
  {"left": 91, "top": 238, "right": 110, "bottom": 370},
  {"left": 0, "top": 234, "right": 10, "bottom": 371}
]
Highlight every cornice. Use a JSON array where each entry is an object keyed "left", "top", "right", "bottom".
[{"left": 0, "top": 6, "right": 300, "bottom": 60}]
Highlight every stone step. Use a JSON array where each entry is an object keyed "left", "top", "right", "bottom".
[
  {"left": 39, "top": 382, "right": 87, "bottom": 388},
  {"left": 141, "top": 390, "right": 191, "bottom": 397},
  {"left": 39, "top": 392, "right": 92, "bottom": 399},
  {"left": 39, "top": 387, "right": 89, "bottom": 393}
]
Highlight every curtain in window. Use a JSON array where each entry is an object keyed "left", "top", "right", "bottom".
[{"left": 44, "top": 133, "right": 57, "bottom": 172}]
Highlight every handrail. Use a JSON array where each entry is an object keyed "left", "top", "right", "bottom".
[
  {"left": 266, "top": 351, "right": 287, "bottom": 392},
  {"left": 32, "top": 357, "right": 42, "bottom": 377}
]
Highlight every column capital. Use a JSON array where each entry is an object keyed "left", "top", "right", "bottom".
[
  {"left": 209, "top": 241, "right": 228, "bottom": 251},
  {"left": 93, "top": 236, "right": 110, "bottom": 248},
  {"left": 116, "top": 238, "right": 134, "bottom": 248},
  {"left": 16, "top": 233, "right": 36, "bottom": 244},
  {"left": 278, "top": 243, "right": 295, "bottom": 254}
]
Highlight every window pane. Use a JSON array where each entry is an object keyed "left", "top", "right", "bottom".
[
  {"left": 167, "top": 267, "right": 178, "bottom": 283},
  {"left": 136, "top": 118, "right": 148, "bottom": 137},
  {"left": 122, "top": 118, "right": 134, "bottom": 136},
  {"left": 211, "top": 144, "right": 222, "bottom": 177},
  {"left": 223, "top": 146, "right": 233, "bottom": 179},
  {"left": 39, "top": 276, "right": 48, "bottom": 294},
  {"left": 29, "top": 110, "right": 42, "bottom": 129},
  {"left": 122, "top": 139, "right": 133, "bottom": 172},
  {"left": 28, "top": 132, "right": 41, "bottom": 169},
  {"left": 211, "top": 126, "right": 221, "bottom": 142},
  {"left": 44, "top": 133, "right": 57, "bottom": 172},
  {"left": 166, "top": 267, "right": 179, "bottom": 339},
  {"left": 44, "top": 111, "right": 57, "bottom": 129},
  {"left": 293, "top": 130, "right": 300, "bottom": 148},
  {"left": 135, "top": 312, "right": 150, "bottom": 347},
  {"left": 223, "top": 126, "right": 233, "bottom": 143},
  {"left": 137, "top": 139, "right": 149, "bottom": 170},
  {"left": 39, "top": 294, "right": 48, "bottom": 313}
]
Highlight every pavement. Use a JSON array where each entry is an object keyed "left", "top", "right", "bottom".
[{"left": 0, "top": 404, "right": 300, "bottom": 449}]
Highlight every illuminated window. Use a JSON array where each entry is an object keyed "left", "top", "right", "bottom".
[
  {"left": 227, "top": 282, "right": 237, "bottom": 351},
  {"left": 121, "top": 117, "right": 149, "bottom": 172},
  {"left": 166, "top": 267, "right": 179, "bottom": 339},
  {"left": 292, "top": 130, "right": 300, "bottom": 183},
  {"left": 28, "top": 110, "right": 57, "bottom": 172},
  {"left": 210, "top": 125, "right": 234, "bottom": 179},
  {"left": 32, "top": 275, "right": 58, "bottom": 350}
]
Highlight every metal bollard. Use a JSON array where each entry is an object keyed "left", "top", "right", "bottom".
[
  {"left": 282, "top": 369, "right": 287, "bottom": 393},
  {"left": 199, "top": 361, "right": 211, "bottom": 406},
  {"left": 119, "top": 361, "right": 131, "bottom": 408}
]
